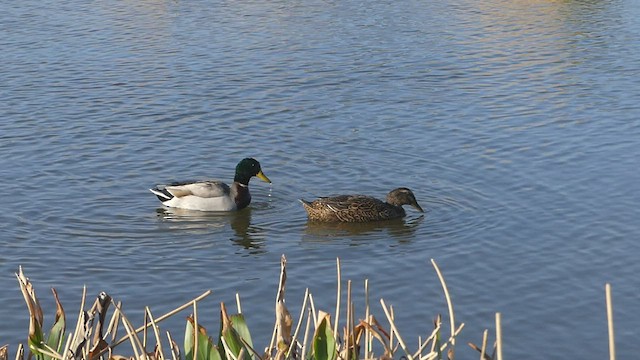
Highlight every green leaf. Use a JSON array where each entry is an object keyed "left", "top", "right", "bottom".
[
  {"left": 27, "top": 320, "right": 44, "bottom": 358},
  {"left": 45, "top": 289, "right": 66, "bottom": 359},
  {"left": 313, "top": 316, "right": 336, "bottom": 360},
  {"left": 230, "top": 314, "right": 254, "bottom": 355},
  {"left": 185, "top": 316, "right": 222, "bottom": 360},
  {"left": 221, "top": 325, "right": 245, "bottom": 358}
]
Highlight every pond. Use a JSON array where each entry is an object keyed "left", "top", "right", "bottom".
[{"left": 1, "top": 0, "right": 640, "bottom": 358}]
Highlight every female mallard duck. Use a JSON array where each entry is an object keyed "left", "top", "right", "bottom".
[
  {"left": 150, "top": 158, "right": 271, "bottom": 211},
  {"left": 300, "top": 187, "right": 424, "bottom": 222}
]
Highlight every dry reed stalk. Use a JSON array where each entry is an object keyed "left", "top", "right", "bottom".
[
  {"left": 606, "top": 283, "right": 615, "bottom": 360},
  {"left": 287, "top": 288, "right": 310, "bottom": 358},
  {"left": 166, "top": 331, "right": 179, "bottom": 360},
  {"left": 389, "top": 305, "right": 395, "bottom": 354},
  {"left": 143, "top": 310, "right": 149, "bottom": 352},
  {"left": 309, "top": 293, "right": 318, "bottom": 329},
  {"left": 145, "top": 307, "right": 164, "bottom": 360},
  {"left": 33, "top": 344, "right": 61, "bottom": 360},
  {"left": 236, "top": 293, "right": 243, "bottom": 314},
  {"left": 480, "top": 329, "right": 488, "bottom": 360},
  {"left": 14, "top": 344, "right": 23, "bottom": 360},
  {"left": 364, "top": 279, "right": 371, "bottom": 360},
  {"left": 113, "top": 301, "right": 145, "bottom": 359},
  {"left": 345, "top": 279, "right": 352, "bottom": 360},
  {"left": 70, "top": 286, "right": 88, "bottom": 352},
  {"left": 439, "top": 323, "right": 465, "bottom": 356},
  {"left": 106, "top": 300, "right": 122, "bottom": 342},
  {"left": 193, "top": 301, "right": 199, "bottom": 360},
  {"left": 269, "top": 255, "right": 288, "bottom": 356},
  {"left": 411, "top": 320, "right": 440, "bottom": 359},
  {"left": 111, "top": 290, "right": 211, "bottom": 348},
  {"left": 334, "top": 257, "right": 342, "bottom": 340},
  {"left": 430, "top": 259, "right": 456, "bottom": 357},
  {"left": 220, "top": 337, "right": 238, "bottom": 360},
  {"left": 380, "top": 299, "right": 412, "bottom": 360},
  {"left": 495, "top": 313, "right": 502, "bottom": 360},
  {"left": 301, "top": 308, "right": 312, "bottom": 359}
]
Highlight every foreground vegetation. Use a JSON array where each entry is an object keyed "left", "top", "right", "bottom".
[{"left": 0, "top": 257, "right": 617, "bottom": 360}]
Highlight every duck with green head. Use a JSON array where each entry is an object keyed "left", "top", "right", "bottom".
[
  {"left": 300, "top": 187, "right": 424, "bottom": 222},
  {"left": 150, "top": 158, "right": 271, "bottom": 211}
]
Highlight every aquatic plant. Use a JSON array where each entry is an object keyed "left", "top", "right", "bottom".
[{"left": 0, "top": 257, "right": 616, "bottom": 360}]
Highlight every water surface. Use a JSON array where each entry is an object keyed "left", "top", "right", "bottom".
[{"left": 2, "top": 0, "right": 640, "bottom": 358}]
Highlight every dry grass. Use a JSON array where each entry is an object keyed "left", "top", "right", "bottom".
[{"left": 0, "top": 259, "right": 618, "bottom": 360}]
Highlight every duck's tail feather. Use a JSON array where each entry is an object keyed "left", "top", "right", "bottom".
[
  {"left": 299, "top": 199, "right": 312, "bottom": 206},
  {"left": 150, "top": 187, "right": 173, "bottom": 201}
]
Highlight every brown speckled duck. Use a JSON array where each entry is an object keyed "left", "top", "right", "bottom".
[{"left": 300, "top": 187, "right": 424, "bottom": 222}]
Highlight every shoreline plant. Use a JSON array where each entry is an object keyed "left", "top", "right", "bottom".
[{"left": 0, "top": 256, "right": 618, "bottom": 360}]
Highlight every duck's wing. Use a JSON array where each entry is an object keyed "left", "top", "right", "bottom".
[
  {"left": 164, "top": 180, "right": 231, "bottom": 198},
  {"left": 319, "top": 195, "right": 372, "bottom": 210}
]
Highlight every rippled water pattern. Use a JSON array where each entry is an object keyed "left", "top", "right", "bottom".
[{"left": 2, "top": 0, "right": 640, "bottom": 358}]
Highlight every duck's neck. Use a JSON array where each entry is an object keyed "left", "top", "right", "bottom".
[
  {"left": 232, "top": 182, "right": 251, "bottom": 210},
  {"left": 234, "top": 172, "right": 252, "bottom": 186}
]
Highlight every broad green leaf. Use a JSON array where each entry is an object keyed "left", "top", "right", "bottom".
[
  {"left": 221, "top": 325, "right": 244, "bottom": 358},
  {"left": 218, "top": 303, "right": 248, "bottom": 360},
  {"left": 45, "top": 289, "right": 66, "bottom": 358},
  {"left": 27, "top": 320, "right": 44, "bottom": 358},
  {"left": 185, "top": 316, "right": 221, "bottom": 360},
  {"left": 313, "top": 316, "right": 336, "bottom": 360},
  {"left": 230, "top": 314, "right": 254, "bottom": 355},
  {"left": 185, "top": 317, "right": 195, "bottom": 360}
]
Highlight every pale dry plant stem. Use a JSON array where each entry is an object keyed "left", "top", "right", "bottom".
[
  {"left": 146, "top": 307, "right": 164, "bottom": 360},
  {"left": 428, "top": 323, "right": 465, "bottom": 360},
  {"left": 143, "top": 311, "right": 149, "bottom": 352},
  {"left": 167, "top": 331, "right": 179, "bottom": 360},
  {"left": 106, "top": 301, "right": 122, "bottom": 342},
  {"left": 37, "top": 343, "right": 63, "bottom": 360},
  {"left": 115, "top": 302, "right": 145, "bottom": 360},
  {"left": 480, "top": 329, "right": 488, "bottom": 360},
  {"left": 70, "top": 286, "right": 88, "bottom": 354},
  {"left": 389, "top": 305, "right": 395, "bottom": 353},
  {"left": 112, "top": 290, "right": 211, "bottom": 348},
  {"left": 412, "top": 322, "right": 440, "bottom": 359},
  {"left": 309, "top": 293, "right": 318, "bottom": 329},
  {"left": 301, "top": 308, "right": 313, "bottom": 359},
  {"left": 236, "top": 293, "right": 243, "bottom": 314},
  {"left": 495, "top": 313, "right": 502, "bottom": 360},
  {"left": 193, "top": 301, "right": 199, "bottom": 360},
  {"left": 287, "top": 288, "right": 310, "bottom": 358},
  {"left": 334, "top": 257, "right": 342, "bottom": 340},
  {"left": 269, "top": 255, "right": 288, "bottom": 357},
  {"left": 346, "top": 280, "right": 352, "bottom": 360},
  {"left": 431, "top": 259, "right": 456, "bottom": 357},
  {"left": 364, "top": 279, "right": 371, "bottom": 360},
  {"left": 380, "top": 299, "right": 412, "bottom": 360},
  {"left": 220, "top": 337, "right": 239, "bottom": 360},
  {"left": 606, "top": 283, "right": 615, "bottom": 360}
]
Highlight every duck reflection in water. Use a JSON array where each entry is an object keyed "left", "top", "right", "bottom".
[
  {"left": 303, "top": 214, "right": 424, "bottom": 243},
  {"left": 155, "top": 207, "right": 265, "bottom": 253}
]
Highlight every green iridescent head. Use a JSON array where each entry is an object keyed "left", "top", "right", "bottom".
[{"left": 234, "top": 158, "right": 271, "bottom": 185}]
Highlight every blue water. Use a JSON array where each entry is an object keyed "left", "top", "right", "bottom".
[{"left": 2, "top": 0, "right": 640, "bottom": 358}]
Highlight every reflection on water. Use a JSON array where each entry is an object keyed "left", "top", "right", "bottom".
[
  {"left": 155, "top": 207, "right": 266, "bottom": 253},
  {"left": 302, "top": 215, "right": 424, "bottom": 244}
]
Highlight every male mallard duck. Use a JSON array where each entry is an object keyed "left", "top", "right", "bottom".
[
  {"left": 300, "top": 187, "right": 424, "bottom": 222},
  {"left": 150, "top": 158, "right": 271, "bottom": 211}
]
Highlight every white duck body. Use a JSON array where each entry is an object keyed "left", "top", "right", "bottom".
[
  {"left": 151, "top": 180, "right": 246, "bottom": 211},
  {"left": 150, "top": 158, "right": 270, "bottom": 212}
]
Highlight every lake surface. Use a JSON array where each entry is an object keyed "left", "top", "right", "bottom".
[{"left": 2, "top": 0, "right": 640, "bottom": 358}]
